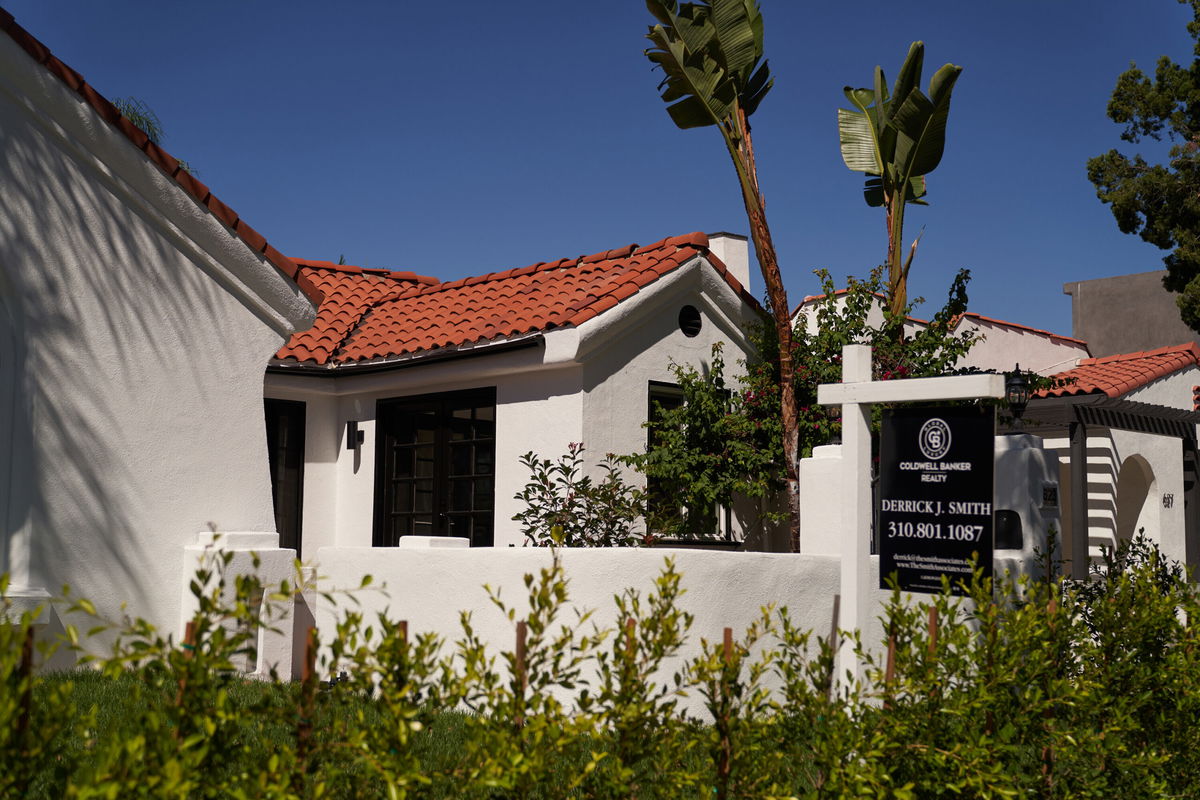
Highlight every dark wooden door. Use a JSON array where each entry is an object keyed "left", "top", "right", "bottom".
[
  {"left": 374, "top": 388, "right": 495, "bottom": 547},
  {"left": 264, "top": 398, "right": 306, "bottom": 555}
]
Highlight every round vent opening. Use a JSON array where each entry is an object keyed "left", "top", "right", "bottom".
[{"left": 678, "top": 305, "right": 702, "bottom": 337}]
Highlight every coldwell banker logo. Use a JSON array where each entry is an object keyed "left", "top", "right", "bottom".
[{"left": 918, "top": 418, "right": 951, "bottom": 460}]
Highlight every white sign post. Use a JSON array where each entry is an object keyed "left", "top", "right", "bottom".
[{"left": 816, "top": 344, "right": 1004, "bottom": 678}]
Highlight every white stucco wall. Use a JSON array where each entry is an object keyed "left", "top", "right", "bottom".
[
  {"left": 955, "top": 318, "right": 1087, "bottom": 375},
  {"left": 0, "top": 32, "right": 313, "bottom": 649},
  {"left": 313, "top": 545, "right": 914, "bottom": 711}
]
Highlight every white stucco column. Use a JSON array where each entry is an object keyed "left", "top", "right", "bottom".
[{"left": 838, "top": 345, "right": 873, "bottom": 677}]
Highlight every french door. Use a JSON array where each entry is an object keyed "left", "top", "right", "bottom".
[{"left": 373, "top": 388, "right": 496, "bottom": 547}]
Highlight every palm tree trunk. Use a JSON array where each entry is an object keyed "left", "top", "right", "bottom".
[{"left": 727, "top": 111, "right": 801, "bottom": 552}]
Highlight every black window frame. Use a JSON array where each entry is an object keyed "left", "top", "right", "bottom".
[{"left": 373, "top": 387, "right": 497, "bottom": 547}]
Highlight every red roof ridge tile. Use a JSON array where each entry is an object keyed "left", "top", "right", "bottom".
[
  {"left": 1078, "top": 341, "right": 1200, "bottom": 367},
  {"left": 958, "top": 312, "right": 1086, "bottom": 346},
  {"left": 0, "top": 9, "right": 318, "bottom": 302},
  {"left": 290, "top": 257, "right": 439, "bottom": 285}
]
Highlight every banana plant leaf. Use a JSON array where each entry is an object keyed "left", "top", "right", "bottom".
[{"left": 645, "top": 0, "right": 772, "bottom": 132}]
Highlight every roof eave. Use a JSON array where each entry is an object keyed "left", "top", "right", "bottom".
[{"left": 267, "top": 332, "right": 546, "bottom": 377}]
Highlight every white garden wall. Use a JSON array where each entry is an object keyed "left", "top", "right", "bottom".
[{"left": 313, "top": 544, "right": 906, "bottom": 712}]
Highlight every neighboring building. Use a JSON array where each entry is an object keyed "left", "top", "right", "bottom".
[
  {"left": 0, "top": 10, "right": 315, "bottom": 657},
  {"left": 791, "top": 294, "right": 1091, "bottom": 376},
  {"left": 952, "top": 313, "right": 1089, "bottom": 376},
  {"left": 1064, "top": 270, "right": 1198, "bottom": 358},
  {"left": 263, "top": 232, "right": 780, "bottom": 553},
  {"left": 1027, "top": 344, "right": 1200, "bottom": 576}
]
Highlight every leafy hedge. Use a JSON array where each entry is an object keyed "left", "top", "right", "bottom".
[{"left": 3, "top": 535, "right": 1200, "bottom": 799}]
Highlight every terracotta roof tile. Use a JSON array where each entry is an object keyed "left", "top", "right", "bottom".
[
  {"left": 0, "top": 9, "right": 318, "bottom": 302},
  {"left": 1037, "top": 343, "right": 1200, "bottom": 399},
  {"left": 275, "top": 233, "right": 761, "bottom": 366},
  {"left": 275, "top": 258, "right": 441, "bottom": 364}
]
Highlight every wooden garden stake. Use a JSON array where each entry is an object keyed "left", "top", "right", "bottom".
[
  {"left": 397, "top": 619, "right": 409, "bottom": 687},
  {"left": 173, "top": 621, "right": 196, "bottom": 742},
  {"left": 17, "top": 626, "right": 33, "bottom": 742},
  {"left": 884, "top": 628, "right": 896, "bottom": 711},
  {"left": 295, "top": 626, "right": 317, "bottom": 796},
  {"left": 717, "top": 627, "right": 734, "bottom": 800},
  {"left": 826, "top": 594, "right": 840, "bottom": 701},
  {"left": 515, "top": 620, "right": 527, "bottom": 728},
  {"left": 1042, "top": 597, "right": 1058, "bottom": 791},
  {"left": 927, "top": 605, "right": 940, "bottom": 701},
  {"left": 175, "top": 621, "right": 195, "bottom": 707}
]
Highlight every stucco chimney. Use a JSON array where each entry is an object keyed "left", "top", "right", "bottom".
[{"left": 706, "top": 232, "right": 751, "bottom": 294}]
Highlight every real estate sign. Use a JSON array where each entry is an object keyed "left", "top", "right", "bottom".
[{"left": 878, "top": 406, "right": 994, "bottom": 594}]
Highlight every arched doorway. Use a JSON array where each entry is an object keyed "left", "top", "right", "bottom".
[{"left": 1115, "top": 454, "right": 1156, "bottom": 545}]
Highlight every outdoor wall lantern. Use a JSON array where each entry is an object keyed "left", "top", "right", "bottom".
[
  {"left": 346, "top": 420, "right": 365, "bottom": 450},
  {"left": 1005, "top": 365, "right": 1030, "bottom": 426}
]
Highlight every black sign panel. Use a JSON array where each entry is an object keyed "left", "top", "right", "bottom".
[{"left": 879, "top": 406, "right": 994, "bottom": 594}]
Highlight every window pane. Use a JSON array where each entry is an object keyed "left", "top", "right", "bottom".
[
  {"left": 474, "top": 477, "right": 494, "bottom": 511},
  {"left": 414, "top": 480, "right": 434, "bottom": 514},
  {"left": 450, "top": 443, "right": 472, "bottom": 477},
  {"left": 475, "top": 445, "right": 494, "bottom": 475},
  {"left": 414, "top": 445, "right": 435, "bottom": 478},
  {"left": 451, "top": 478, "right": 472, "bottom": 512},
  {"left": 393, "top": 447, "right": 414, "bottom": 479},
  {"left": 393, "top": 482, "right": 412, "bottom": 513}
]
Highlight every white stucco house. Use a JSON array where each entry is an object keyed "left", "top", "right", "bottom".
[
  {"left": 263, "top": 231, "right": 777, "bottom": 555},
  {"left": 0, "top": 12, "right": 316, "bottom": 660}
]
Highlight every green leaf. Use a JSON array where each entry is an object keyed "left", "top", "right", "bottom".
[
  {"left": 893, "top": 64, "right": 960, "bottom": 179},
  {"left": 891, "top": 41, "right": 925, "bottom": 113},
  {"left": 838, "top": 107, "right": 882, "bottom": 175},
  {"left": 710, "top": 0, "right": 761, "bottom": 82}
]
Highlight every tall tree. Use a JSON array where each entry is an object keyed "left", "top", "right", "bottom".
[
  {"left": 643, "top": 0, "right": 803, "bottom": 551},
  {"left": 1087, "top": 0, "right": 1200, "bottom": 332},
  {"left": 838, "top": 42, "right": 962, "bottom": 318}
]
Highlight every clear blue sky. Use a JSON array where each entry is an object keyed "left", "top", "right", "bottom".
[{"left": 8, "top": 1, "right": 1195, "bottom": 335}]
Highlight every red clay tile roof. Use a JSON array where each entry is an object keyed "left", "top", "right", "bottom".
[
  {"left": 956, "top": 312, "right": 1086, "bottom": 346},
  {"left": 1037, "top": 343, "right": 1200, "bottom": 399},
  {"left": 0, "top": 8, "right": 318, "bottom": 302},
  {"left": 275, "top": 260, "right": 439, "bottom": 364},
  {"left": 275, "top": 232, "right": 758, "bottom": 366}
]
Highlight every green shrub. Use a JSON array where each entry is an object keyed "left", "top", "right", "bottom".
[
  {"left": 8, "top": 536, "right": 1200, "bottom": 798},
  {"left": 513, "top": 443, "right": 647, "bottom": 547}
]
